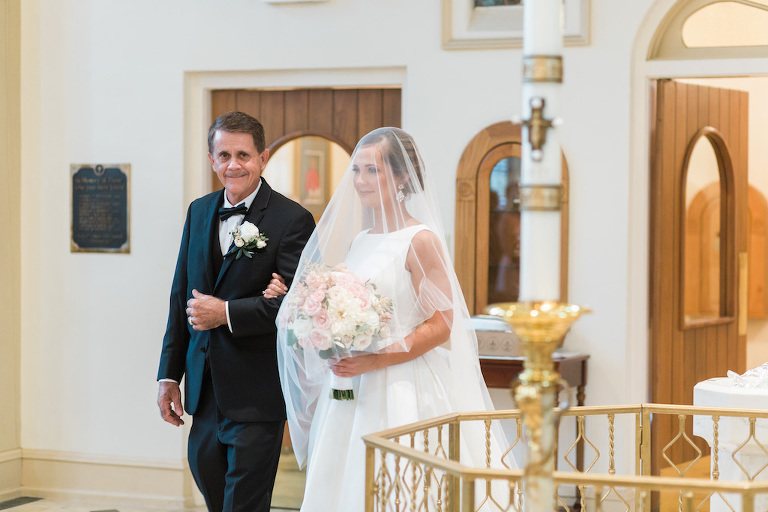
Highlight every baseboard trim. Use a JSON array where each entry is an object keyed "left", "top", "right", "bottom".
[
  {"left": 0, "top": 489, "right": 24, "bottom": 504},
  {"left": 0, "top": 449, "right": 21, "bottom": 464},
  {"left": 21, "top": 448, "right": 186, "bottom": 470},
  {"left": 0, "top": 450, "right": 22, "bottom": 501},
  {"left": 18, "top": 487, "right": 193, "bottom": 510},
  {"left": 17, "top": 449, "right": 198, "bottom": 510}
]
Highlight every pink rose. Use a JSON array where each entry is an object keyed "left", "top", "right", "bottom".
[
  {"left": 351, "top": 284, "right": 370, "bottom": 308},
  {"left": 308, "top": 329, "right": 333, "bottom": 350},
  {"left": 310, "top": 289, "right": 326, "bottom": 303},
  {"left": 302, "top": 296, "right": 322, "bottom": 316},
  {"left": 333, "top": 272, "right": 355, "bottom": 288},
  {"left": 326, "top": 286, "right": 347, "bottom": 302},
  {"left": 306, "top": 272, "right": 326, "bottom": 289},
  {"left": 313, "top": 310, "right": 331, "bottom": 330}
]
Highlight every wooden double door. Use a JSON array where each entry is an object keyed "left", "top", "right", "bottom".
[
  {"left": 650, "top": 79, "right": 748, "bottom": 467},
  {"left": 211, "top": 88, "right": 401, "bottom": 151}
]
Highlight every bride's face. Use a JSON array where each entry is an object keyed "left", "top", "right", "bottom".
[{"left": 352, "top": 144, "right": 399, "bottom": 209}]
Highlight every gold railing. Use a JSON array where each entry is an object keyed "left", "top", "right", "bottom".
[{"left": 363, "top": 404, "right": 768, "bottom": 511}]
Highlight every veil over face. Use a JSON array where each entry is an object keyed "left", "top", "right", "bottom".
[{"left": 276, "top": 128, "right": 499, "bottom": 468}]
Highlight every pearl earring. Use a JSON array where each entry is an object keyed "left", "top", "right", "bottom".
[{"left": 396, "top": 184, "right": 405, "bottom": 203}]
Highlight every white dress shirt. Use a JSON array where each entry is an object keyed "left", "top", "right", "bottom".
[{"left": 220, "top": 182, "right": 261, "bottom": 332}]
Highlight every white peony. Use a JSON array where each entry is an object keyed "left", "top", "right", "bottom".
[
  {"left": 239, "top": 222, "right": 260, "bottom": 242},
  {"left": 362, "top": 309, "right": 379, "bottom": 328},
  {"left": 353, "top": 335, "right": 372, "bottom": 351},
  {"left": 292, "top": 316, "right": 313, "bottom": 339}
]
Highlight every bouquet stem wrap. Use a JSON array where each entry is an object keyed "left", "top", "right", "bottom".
[{"left": 330, "top": 374, "right": 354, "bottom": 400}]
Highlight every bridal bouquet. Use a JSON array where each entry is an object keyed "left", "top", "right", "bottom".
[{"left": 279, "top": 263, "right": 394, "bottom": 400}]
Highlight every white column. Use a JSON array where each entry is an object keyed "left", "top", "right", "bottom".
[{"left": 519, "top": 0, "right": 563, "bottom": 302}]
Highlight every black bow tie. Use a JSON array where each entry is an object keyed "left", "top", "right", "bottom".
[{"left": 218, "top": 203, "right": 248, "bottom": 220}]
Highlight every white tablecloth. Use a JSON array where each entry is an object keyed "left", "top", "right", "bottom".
[{"left": 693, "top": 377, "right": 768, "bottom": 511}]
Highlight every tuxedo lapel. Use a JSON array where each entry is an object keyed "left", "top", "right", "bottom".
[
  {"left": 214, "top": 180, "right": 271, "bottom": 292},
  {"left": 205, "top": 190, "right": 225, "bottom": 289}
]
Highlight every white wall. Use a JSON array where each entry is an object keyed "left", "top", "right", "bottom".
[
  {"left": 18, "top": 0, "right": 660, "bottom": 498},
  {"left": 0, "top": 0, "right": 22, "bottom": 500}
]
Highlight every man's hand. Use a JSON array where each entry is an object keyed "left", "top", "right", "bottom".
[
  {"left": 157, "top": 381, "right": 185, "bottom": 426},
  {"left": 186, "top": 289, "right": 227, "bottom": 331}
]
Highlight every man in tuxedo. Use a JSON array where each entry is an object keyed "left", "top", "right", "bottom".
[{"left": 156, "top": 111, "right": 315, "bottom": 512}]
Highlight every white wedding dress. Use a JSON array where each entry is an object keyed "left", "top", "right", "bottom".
[{"left": 300, "top": 225, "right": 509, "bottom": 512}]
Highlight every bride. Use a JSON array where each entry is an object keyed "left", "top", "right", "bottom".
[{"left": 271, "top": 127, "right": 513, "bottom": 511}]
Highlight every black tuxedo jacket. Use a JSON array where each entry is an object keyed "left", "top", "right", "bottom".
[{"left": 157, "top": 179, "right": 315, "bottom": 423}]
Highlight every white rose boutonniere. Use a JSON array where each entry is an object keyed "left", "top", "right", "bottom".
[{"left": 226, "top": 221, "right": 268, "bottom": 259}]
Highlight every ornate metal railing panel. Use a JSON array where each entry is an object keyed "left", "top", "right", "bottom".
[{"left": 363, "top": 404, "right": 768, "bottom": 511}]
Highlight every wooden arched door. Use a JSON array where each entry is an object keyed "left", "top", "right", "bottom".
[
  {"left": 650, "top": 79, "right": 748, "bottom": 470},
  {"left": 455, "top": 121, "right": 569, "bottom": 315}
]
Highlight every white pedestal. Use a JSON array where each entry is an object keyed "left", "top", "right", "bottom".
[{"left": 693, "top": 377, "right": 768, "bottom": 511}]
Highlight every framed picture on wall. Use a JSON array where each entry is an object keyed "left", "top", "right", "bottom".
[
  {"left": 441, "top": 0, "right": 589, "bottom": 49},
  {"left": 296, "top": 136, "right": 330, "bottom": 219}
]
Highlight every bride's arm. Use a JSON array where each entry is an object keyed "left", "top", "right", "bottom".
[{"left": 331, "top": 230, "right": 454, "bottom": 377}]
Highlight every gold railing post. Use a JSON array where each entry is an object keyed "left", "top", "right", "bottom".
[
  {"left": 449, "top": 421, "right": 461, "bottom": 512},
  {"left": 461, "top": 478, "right": 475, "bottom": 512},
  {"left": 485, "top": 302, "right": 588, "bottom": 511},
  {"left": 641, "top": 406, "right": 652, "bottom": 476},
  {"left": 743, "top": 489, "right": 755, "bottom": 512},
  {"left": 365, "top": 445, "right": 376, "bottom": 512}
]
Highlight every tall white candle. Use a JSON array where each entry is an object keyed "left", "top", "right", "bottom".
[{"left": 519, "top": 0, "right": 563, "bottom": 302}]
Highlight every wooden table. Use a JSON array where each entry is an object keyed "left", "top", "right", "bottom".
[
  {"left": 479, "top": 353, "right": 589, "bottom": 406},
  {"left": 479, "top": 353, "right": 589, "bottom": 509}
]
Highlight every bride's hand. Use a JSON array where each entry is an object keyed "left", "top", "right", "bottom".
[
  {"left": 330, "top": 354, "right": 383, "bottom": 377},
  {"left": 262, "top": 273, "right": 288, "bottom": 299}
]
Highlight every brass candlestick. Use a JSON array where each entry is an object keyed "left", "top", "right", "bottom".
[{"left": 485, "top": 301, "right": 589, "bottom": 511}]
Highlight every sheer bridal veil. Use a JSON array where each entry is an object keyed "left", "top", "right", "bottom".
[{"left": 276, "top": 127, "right": 509, "bottom": 469}]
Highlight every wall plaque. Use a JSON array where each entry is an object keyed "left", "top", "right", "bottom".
[{"left": 71, "top": 164, "right": 130, "bottom": 253}]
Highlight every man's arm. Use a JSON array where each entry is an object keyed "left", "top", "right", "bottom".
[
  {"left": 157, "top": 206, "right": 193, "bottom": 425},
  {"left": 228, "top": 208, "right": 315, "bottom": 338}
]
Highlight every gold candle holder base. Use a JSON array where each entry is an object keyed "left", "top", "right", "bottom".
[
  {"left": 484, "top": 301, "right": 590, "bottom": 387},
  {"left": 484, "top": 301, "right": 590, "bottom": 509}
]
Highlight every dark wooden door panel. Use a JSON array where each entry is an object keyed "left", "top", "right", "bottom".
[
  {"left": 210, "top": 87, "right": 402, "bottom": 192},
  {"left": 650, "top": 80, "right": 748, "bottom": 474}
]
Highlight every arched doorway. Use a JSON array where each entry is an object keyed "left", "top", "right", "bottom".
[{"left": 633, "top": 0, "right": 768, "bottom": 481}]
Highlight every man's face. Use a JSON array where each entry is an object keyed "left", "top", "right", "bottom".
[{"left": 208, "top": 130, "right": 269, "bottom": 205}]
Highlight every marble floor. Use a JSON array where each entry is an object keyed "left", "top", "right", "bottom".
[
  {"left": 0, "top": 499, "right": 296, "bottom": 511},
  {"left": 0, "top": 450, "right": 306, "bottom": 512}
]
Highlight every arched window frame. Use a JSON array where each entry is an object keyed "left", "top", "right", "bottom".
[
  {"left": 680, "top": 127, "right": 736, "bottom": 328},
  {"left": 455, "top": 121, "right": 569, "bottom": 315},
  {"left": 649, "top": 0, "right": 768, "bottom": 60}
]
